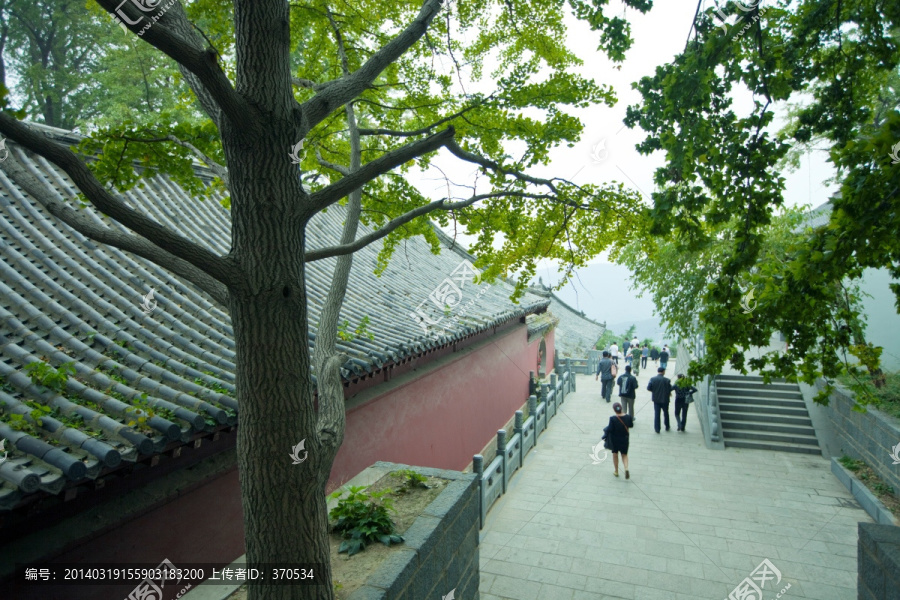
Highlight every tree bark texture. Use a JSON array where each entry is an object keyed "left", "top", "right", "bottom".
[{"left": 223, "top": 2, "right": 340, "bottom": 592}]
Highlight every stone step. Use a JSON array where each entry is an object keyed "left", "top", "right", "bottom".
[
  {"left": 724, "top": 439, "right": 821, "bottom": 455},
  {"left": 717, "top": 393, "right": 805, "bottom": 407},
  {"left": 719, "top": 412, "right": 813, "bottom": 427},
  {"left": 720, "top": 419, "right": 816, "bottom": 436},
  {"left": 719, "top": 403, "right": 809, "bottom": 417},
  {"left": 722, "top": 429, "right": 819, "bottom": 445},
  {"left": 717, "top": 386, "right": 803, "bottom": 400},
  {"left": 717, "top": 378, "right": 797, "bottom": 390},
  {"left": 717, "top": 374, "right": 789, "bottom": 384}
]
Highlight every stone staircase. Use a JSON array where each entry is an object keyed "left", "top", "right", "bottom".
[{"left": 717, "top": 375, "right": 821, "bottom": 455}]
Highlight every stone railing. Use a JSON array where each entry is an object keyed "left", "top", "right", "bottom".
[
  {"left": 676, "top": 338, "right": 723, "bottom": 449},
  {"left": 472, "top": 365, "right": 574, "bottom": 528}
]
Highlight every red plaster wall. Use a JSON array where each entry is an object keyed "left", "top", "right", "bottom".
[
  {"left": 6, "top": 323, "right": 555, "bottom": 600},
  {"left": 328, "top": 323, "right": 553, "bottom": 488}
]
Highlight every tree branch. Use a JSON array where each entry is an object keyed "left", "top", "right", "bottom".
[
  {"left": 305, "top": 191, "right": 552, "bottom": 262},
  {"left": 314, "top": 148, "right": 350, "bottom": 176},
  {"left": 300, "top": 0, "right": 444, "bottom": 131},
  {"left": 305, "top": 126, "right": 454, "bottom": 216},
  {"left": 445, "top": 138, "right": 558, "bottom": 192},
  {"left": 1, "top": 151, "right": 229, "bottom": 306},
  {"left": 0, "top": 116, "right": 238, "bottom": 286},
  {"left": 95, "top": 0, "right": 252, "bottom": 129},
  {"left": 166, "top": 135, "right": 229, "bottom": 187},
  {"left": 315, "top": 6, "right": 363, "bottom": 444},
  {"left": 358, "top": 96, "right": 493, "bottom": 137}
]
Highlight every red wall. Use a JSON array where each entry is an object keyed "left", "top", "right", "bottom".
[
  {"left": 328, "top": 324, "right": 553, "bottom": 489},
  {"left": 8, "top": 324, "right": 554, "bottom": 600}
]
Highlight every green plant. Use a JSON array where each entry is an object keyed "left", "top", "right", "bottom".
[
  {"left": 0, "top": 374, "right": 15, "bottom": 395},
  {"left": 337, "top": 316, "right": 375, "bottom": 342},
  {"left": 24, "top": 361, "right": 76, "bottom": 394},
  {"left": 838, "top": 455, "right": 864, "bottom": 472},
  {"left": 194, "top": 375, "right": 229, "bottom": 395},
  {"left": 873, "top": 482, "right": 895, "bottom": 496},
  {"left": 4, "top": 412, "right": 36, "bottom": 435},
  {"left": 24, "top": 400, "right": 52, "bottom": 426},
  {"left": 392, "top": 469, "right": 430, "bottom": 493},
  {"left": 328, "top": 486, "right": 403, "bottom": 556}
]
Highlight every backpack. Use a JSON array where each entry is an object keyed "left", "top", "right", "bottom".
[{"left": 622, "top": 376, "right": 633, "bottom": 396}]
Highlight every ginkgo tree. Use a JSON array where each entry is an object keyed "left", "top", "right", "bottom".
[
  {"left": 0, "top": 0, "right": 649, "bottom": 598},
  {"left": 623, "top": 0, "right": 899, "bottom": 402}
]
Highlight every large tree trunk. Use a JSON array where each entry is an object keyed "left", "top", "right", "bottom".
[
  {"left": 225, "top": 137, "right": 338, "bottom": 600},
  {"left": 230, "top": 278, "right": 337, "bottom": 600},
  {"left": 224, "top": 0, "right": 339, "bottom": 595}
]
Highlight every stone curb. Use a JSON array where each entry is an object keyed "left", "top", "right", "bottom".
[
  {"left": 831, "top": 457, "right": 899, "bottom": 526},
  {"left": 181, "top": 462, "right": 477, "bottom": 600}
]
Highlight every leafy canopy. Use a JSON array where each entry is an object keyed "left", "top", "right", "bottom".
[{"left": 623, "top": 0, "right": 900, "bottom": 403}]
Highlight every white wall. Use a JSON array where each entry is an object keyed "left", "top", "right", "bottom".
[{"left": 859, "top": 268, "right": 900, "bottom": 372}]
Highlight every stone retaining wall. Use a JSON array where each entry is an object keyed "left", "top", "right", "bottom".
[
  {"left": 349, "top": 462, "right": 479, "bottom": 600},
  {"left": 858, "top": 522, "right": 900, "bottom": 600},
  {"left": 821, "top": 381, "right": 900, "bottom": 495}
]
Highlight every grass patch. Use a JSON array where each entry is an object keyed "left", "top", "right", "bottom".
[
  {"left": 836, "top": 370, "right": 900, "bottom": 420},
  {"left": 838, "top": 455, "right": 900, "bottom": 521}
]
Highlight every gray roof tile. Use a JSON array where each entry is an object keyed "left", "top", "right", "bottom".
[{"left": 0, "top": 125, "right": 548, "bottom": 506}]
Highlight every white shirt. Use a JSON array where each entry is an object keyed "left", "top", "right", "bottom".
[{"left": 610, "top": 344, "right": 619, "bottom": 357}]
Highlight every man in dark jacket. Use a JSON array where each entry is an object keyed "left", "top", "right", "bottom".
[
  {"left": 673, "top": 374, "right": 698, "bottom": 432},
  {"left": 616, "top": 365, "right": 638, "bottom": 420},
  {"left": 659, "top": 347, "right": 670, "bottom": 370},
  {"left": 594, "top": 351, "right": 614, "bottom": 403},
  {"left": 646, "top": 367, "right": 673, "bottom": 433}
]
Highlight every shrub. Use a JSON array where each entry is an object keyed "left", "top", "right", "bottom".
[{"left": 328, "top": 486, "right": 403, "bottom": 556}]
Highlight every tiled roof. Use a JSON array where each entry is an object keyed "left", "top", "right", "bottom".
[
  {"left": 802, "top": 201, "right": 832, "bottom": 229},
  {"left": 526, "top": 283, "right": 606, "bottom": 357},
  {"left": 0, "top": 124, "right": 548, "bottom": 508}
]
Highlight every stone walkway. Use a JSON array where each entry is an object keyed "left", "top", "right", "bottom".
[{"left": 478, "top": 370, "right": 869, "bottom": 600}]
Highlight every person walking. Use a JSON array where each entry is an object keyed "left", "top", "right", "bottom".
[
  {"left": 641, "top": 345, "right": 649, "bottom": 369},
  {"left": 650, "top": 346, "right": 659, "bottom": 366},
  {"left": 607, "top": 402, "right": 633, "bottom": 478},
  {"left": 595, "top": 351, "right": 615, "bottom": 403},
  {"left": 610, "top": 342, "right": 619, "bottom": 365},
  {"left": 631, "top": 345, "right": 642, "bottom": 376},
  {"left": 647, "top": 367, "right": 673, "bottom": 433},
  {"left": 659, "top": 346, "right": 670, "bottom": 371},
  {"left": 616, "top": 365, "right": 638, "bottom": 421},
  {"left": 673, "top": 374, "right": 698, "bottom": 432},
  {"left": 631, "top": 336, "right": 640, "bottom": 352},
  {"left": 622, "top": 338, "right": 631, "bottom": 356}
]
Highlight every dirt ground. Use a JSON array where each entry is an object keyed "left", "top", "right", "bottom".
[{"left": 226, "top": 471, "right": 448, "bottom": 599}]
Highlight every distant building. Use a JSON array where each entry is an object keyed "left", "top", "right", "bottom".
[{"left": 526, "top": 280, "right": 606, "bottom": 358}]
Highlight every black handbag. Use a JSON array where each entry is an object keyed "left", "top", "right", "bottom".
[{"left": 602, "top": 426, "right": 612, "bottom": 449}]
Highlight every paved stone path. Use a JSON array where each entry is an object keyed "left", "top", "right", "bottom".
[{"left": 479, "top": 370, "right": 869, "bottom": 600}]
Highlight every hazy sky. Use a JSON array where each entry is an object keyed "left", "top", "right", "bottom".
[{"left": 424, "top": 0, "right": 838, "bottom": 323}]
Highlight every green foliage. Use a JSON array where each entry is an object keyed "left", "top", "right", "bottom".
[
  {"left": 622, "top": 0, "right": 900, "bottom": 405},
  {"left": 24, "top": 361, "right": 76, "bottom": 394},
  {"left": 194, "top": 372, "right": 230, "bottom": 395},
  {"left": 838, "top": 455, "right": 864, "bottom": 472},
  {"left": 2, "top": 411, "right": 39, "bottom": 436},
  {"left": 392, "top": 469, "right": 431, "bottom": 493},
  {"left": 337, "top": 316, "right": 375, "bottom": 342},
  {"left": 838, "top": 371, "right": 900, "bottom": 420},
  {"left": 328, "top": 486, "right": 403, "bottom": 556}
]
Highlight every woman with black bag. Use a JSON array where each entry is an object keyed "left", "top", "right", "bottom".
[{"left": 608, "top": 402, "right": 633, "bottom": 479}]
